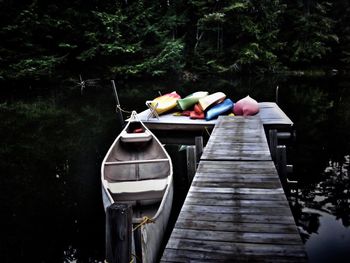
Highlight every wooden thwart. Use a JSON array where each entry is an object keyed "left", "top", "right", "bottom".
[{"left": 104, "top": 158, "right": 169, "bottom": 165}]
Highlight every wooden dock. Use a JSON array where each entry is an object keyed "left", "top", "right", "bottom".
[
  {"left": 136, "top": 102, "right": 293, "bottom": 131},
  {"left": 161, "top": 116, "right": 307, "bottom": 262}
]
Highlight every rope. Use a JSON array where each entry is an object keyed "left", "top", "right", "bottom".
[
  {"left": 204, "top": 126, "right": 211, "bottom": 137},
  {"left": 116, "top": 105, "right": 132, "bottom": 114},
  {"left": 132, "top": 216, "right": 155, "bottom": 232},
  {"left": 129, "top": 253, "right": 141, "bottom": 263}
]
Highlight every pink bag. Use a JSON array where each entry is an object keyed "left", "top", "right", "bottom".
[{"left": 233, "top": 95, "right": 259, "bottom": 116}]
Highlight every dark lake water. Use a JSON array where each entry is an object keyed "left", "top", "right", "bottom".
[{"left": 1, "top": 76, "right": 349, "bottom": 262}]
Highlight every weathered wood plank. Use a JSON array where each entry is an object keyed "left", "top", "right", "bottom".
[
  {"left": 194, "top": 174, "right": 280, "bottom": 181},
  {"left": 185, "top": 197, "right": 288, "bottom": 207},
  {"left": 170, "top": 228, "right": 303, "bottom": 245},
  {"left": 189, "top": 186, "right": 284, "bottom": 195},
  {"left": 257, "top": 102, "right": 293, "bottom": 126},
  {"left": 201, "top": 153, "right": 271, "bottom": 161},
  {"left": 193, "top": 173, "right": 281, "bottom": 181},
  {"left": 196, "top": 167, "right": 277, "bottom": 174},
  {"left": 166, "top": 238, "right": 306, "bottom": 257},
  {"left": 177, "top": 210, "right": 296, "bottom": 225},
  {"left": 191, "top": 180, "right": 282, "bottom": 189},
  {"left": 201, "top": 116, "right": 273, "bottom": 161},
  {"left": 186, "top": 191, "right": 288, "bottom": 202},
  {"left": 180, "top": 204, "right": 292, "bottom": 215},
  {"left": 198, "top": 160, "right": 277, "bottom": 169},
  {"left": 204, "top": 142, "right": 270, "bottom": 148},
  {"left": 204, "top": 148, "right": 271, "bottom": 153},
  {"left": 162, "top": 248, "right": 304, "bottom": 263},
  {"left": 210, "top": 131, "right": 266, "bottom": 137},
  {"left": 175, "top": 219, "right": 300, "bottom": 235}
]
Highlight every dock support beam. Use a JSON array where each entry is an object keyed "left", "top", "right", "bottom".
[
  {"left": 105, "top": 203, "right": 132, "bottom": 263},
  {"left": 276, "top": 145, "right": 289, "bottom": 194},
  {"left": 186, "top": 146, "right": 197, "bottom": 183},
  {"left": 195, "top": 136, "right": 204, "bottom": 163},
  {"left": 269, "top": 129, "right": 278, "bottom": 162},
  {"left": 186, "top": 136, "right": 203, "bottom": 183}
]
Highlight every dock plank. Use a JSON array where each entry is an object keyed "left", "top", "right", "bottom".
[
  {"left": 161, "top": 116, "right": 306, "bottom": 262},
  {"left": 201, "top": 116, "right": 272, "bottom": 161},
  {"left": 166, "top": 239, "right": 306, "bottom": 257},
  {"left": 177, "top": 210, "right": 297, "bottom": 225},
  {"left": 175, "top": 219, "right": 300, "bottom": 234},
  {"left": 170, "top": 228, "right": 303, "bottom": 245}
]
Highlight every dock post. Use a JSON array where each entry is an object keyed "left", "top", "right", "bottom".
[
  {"left": 186, "top": 145, "right": 197, "bottom": 183},
  {"left": 276, "top": 145, "right": 288, "bottom": 194},
  {"left": 269, "top": 129, "right": 278, "bottom": 162},
  {"left": 195, "top": 136, "right": 204, "bottom": 163},
  {"left": 105, "top": 203, "right": 132, "bottom": 263}
]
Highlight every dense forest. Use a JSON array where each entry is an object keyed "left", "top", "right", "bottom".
[{"left": 0, "top": 0, "right": 349, "bottom": 81}]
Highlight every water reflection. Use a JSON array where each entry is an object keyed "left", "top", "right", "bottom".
[
  {"left": 1, "top": 76, "right": 350, "bottom": 262},
  {"left": 0, "top": 89, "right": 117, "bottom": 262},
  {"left": 283, "top": 76, "right": 350, "bottom": 262},
  {"left": 294, "top": 156, "right": 350, "bottom": 239}
]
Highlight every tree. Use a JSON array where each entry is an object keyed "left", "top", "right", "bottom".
[
  {"left": 0, "top": 1, "right": 186, "bottom": 80},
  {"left": 331, "top": 1, "right": 350, "bottom": 68},
  {"left": 186, "top": 0, "right": 285, "bottom": 74},
  {"left": 280, "top": 0, "right": 337, "bottom": 68}
]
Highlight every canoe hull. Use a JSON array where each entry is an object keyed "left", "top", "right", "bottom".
[
  {"left": 140, "top": 180, "right": 173, "bottom": 262},
  {"left": 101, "top": 111, "right": 173, "bottom": 263},
  {"left": 102, "top": 177, "right": 173, "bottom": 263}
]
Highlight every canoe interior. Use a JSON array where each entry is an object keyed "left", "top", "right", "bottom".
[
  {"left": 105, "top": 141, "right": 170, "bottom": 181},
  {"left": 103, "top": 120, "right": 171, "bottom": 220}
]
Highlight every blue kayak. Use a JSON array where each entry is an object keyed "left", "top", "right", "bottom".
[{"left": 206, "top": 98, "right": 234, "bottom": 121}]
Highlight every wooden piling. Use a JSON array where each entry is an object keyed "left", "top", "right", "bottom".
[
  {"left": 195, "top": 136, "right": 204, "bottom": 163},
  {"left": 269, "top": 129, "right": 278, "bottom": 162},
  {"left": 186, "top": 145, "right": 197, "bottom": 183},
  {"left": 276, "top": 145, "right": 288, "bottom": 193},
  {"left": 105, "top": 203, "right": 132, "bottom": 263}
]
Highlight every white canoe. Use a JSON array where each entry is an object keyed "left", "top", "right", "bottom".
[{"left": 101, "top": 111, "right": 173, "bottom": 263}]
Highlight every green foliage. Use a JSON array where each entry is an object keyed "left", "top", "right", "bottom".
[
  {"left": 189, "top": 0, "right": 284, "bottom": 74},
  {"left": 332, "top": 1, "right": 350, "bottom": 67},
  {"left": 0, "top": 0, "right": 349, "bottom": 80},
  {"left": 8, "top": 55, "right": 65, "bottom": 79},
  {"left": 281, "top": 0, "right": 337, "bottom": 66},
  {"left": 112, "top": 39, "right": 184, "bottom": 76}
]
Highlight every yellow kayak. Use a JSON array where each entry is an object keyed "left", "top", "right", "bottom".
[
  {"left": 150, "top": 91, "right": 181, "bottom": 115},
  {"left": 198, "top": 92, "right": 226, "bottom": 111}
]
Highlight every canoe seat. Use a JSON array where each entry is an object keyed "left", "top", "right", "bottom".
[
  {"left": 106, "top": 178, "right": 168, "bottom": 205},
  {"left": 120, "top": 130, "right": 152, "bottom": 143}
]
